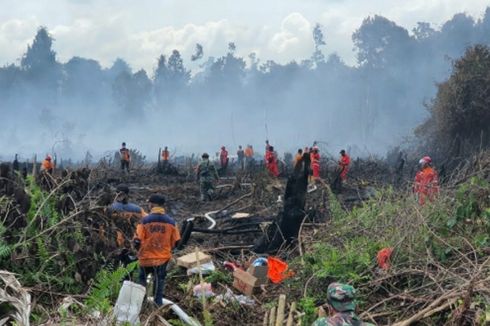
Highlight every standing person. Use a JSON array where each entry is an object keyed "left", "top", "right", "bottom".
[
  {"left": 265, "top": 146, "right": 279, "bottom": 177},
  {"left": 161, "top": 146, "right": 170, "bottom": 170},
  {"left": 220, "top": 146, "right": 229, "bottom": 174},
  {"left": 313, "top": 283, "right": 374, "bottom": 326},
  {"left": 237, "top": 145, "right": 245, "bottom": 170},
  {"left": 40, "top": 155, "right": 54, "bottom": 174},
  {"left": 265, "top": 140, "right": 271, "bottom": 161},
  {"left": 413, "top": 156, "right": 439, "bottom": 205},
  {"left": 244, "top": 145, "right": 254, "bottom": 168},
  {"left": 338, "top": 150, "right": 351, "bottom": 182},
  {"left": 133, "top": 194, "right": 180, "bottom": 307},
  {"left": 120, "top": 142, "right": 131, "bottom": 172},
  {"left": 294, "top": 149, "right": 303, "bottom": 167},
  {"left": 197, "top": 153, "right": 219, "bottom": 201},
  {"left": 311, "top": 147, "right": 321, "bottom": 180}
]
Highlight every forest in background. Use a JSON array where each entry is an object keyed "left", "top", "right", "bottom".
[{"left": 2, "top": 8, "right": 490, "bottom": 160}]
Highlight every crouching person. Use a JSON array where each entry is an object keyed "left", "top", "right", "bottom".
[
  {"left": 313, "top": 283, "right": 374, "bottom": 326},
  {"left": 133, "top": 194, "right": 181, "bottom": 306}
]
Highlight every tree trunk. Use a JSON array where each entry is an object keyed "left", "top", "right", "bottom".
[{"left": 253, "top": 153, "right": 310, "bottom": 253}]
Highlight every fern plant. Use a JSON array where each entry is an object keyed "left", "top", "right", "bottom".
[
  {"left": 0, "top": 223, "right": 12, "bottom": 260},
  {"left": 85, "top": 261, "right": 138, "bottom": 314}
]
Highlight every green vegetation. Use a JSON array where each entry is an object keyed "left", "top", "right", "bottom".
[
  {"left": 290, "top": 175, "right": 490, "bottom": 324},
  {"left": 85, "top": 261, "right": 138, "bottom": 314}
]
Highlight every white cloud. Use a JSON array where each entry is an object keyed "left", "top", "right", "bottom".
[{"left": 0, "top": 0, "right": 489, "bottom": 71}]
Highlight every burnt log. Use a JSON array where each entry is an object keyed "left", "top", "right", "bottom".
[{"left": 253, "top": 152, "right": 310, "bottom": 253}]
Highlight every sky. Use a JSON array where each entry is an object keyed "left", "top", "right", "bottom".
[{"left": 0, "top": 0, "right": 489, "bottom": 72}]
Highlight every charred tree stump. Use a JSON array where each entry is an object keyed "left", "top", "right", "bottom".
[{"left": 253, "top": 153, "right": 310, "bottom": 253}]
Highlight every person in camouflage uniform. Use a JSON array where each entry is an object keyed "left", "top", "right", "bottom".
[
  {"left": 312, "top": 283, "right": 374, "bottom": 326},
  {"left": 196, "top": 153, "right": 219, "bottom": 201}
]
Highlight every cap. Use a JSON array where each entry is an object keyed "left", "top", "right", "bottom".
[
  {"left": 116, "top": 185, "right": 129, "bottom": 195},
  {"left": 148, "top": 194, "right": 166, "bottom": 206},
  {"left": 327, "top": 282, "right": 356, "bottom": 312},
  {"left": 202, "top": 153, "right": 209, "bottom": 158},
  {"left": 340, "top": 149, "right": 346, "bottom": 154}
]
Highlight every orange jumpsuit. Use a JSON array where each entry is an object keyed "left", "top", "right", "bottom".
[
  {"left": 339, "top": 154, "right": 351, "bottom": 181},
  {"left": 294, "top": 153, "right": 302, "bottom": 167},
  {"left": 41, "top": 159, "right": 54, "bottom": 173},
  {"left": 414, "top": 166, "right": 439, "bottom": 205},
  {"left": 310, "top": 152, "right": 320, "bottom": 178},
  {"left": 265, "top": 150, "right": 279, "bottom": 177}
]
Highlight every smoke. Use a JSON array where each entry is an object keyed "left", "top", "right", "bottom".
[{"left": 2, "top": 8, "right": 490, "bottom": 162}]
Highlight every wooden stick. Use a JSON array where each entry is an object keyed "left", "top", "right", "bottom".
[
  {"left": 276, "top": 294, "right": 286, "bottom": 326},
  {"left": 263, "top": 310, "right": 270, "bottom": 326},
  {"left": 286, "top": 302, "right": 296, "bottom": 326},
  {"left": 269, "top": 306, "right": 276, "bottom": 326}
]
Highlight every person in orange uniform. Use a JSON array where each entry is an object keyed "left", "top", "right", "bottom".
[
  {"left": 310, "top": 147, "right": 321, "bottom": 180},
  {"left": 161, "top": 146, "right": 170, "bottom": 169},
  {"left": 265, "top": 146, "right": 279, "bottom": 177},
  {"left": 120, "top": 142, "right": 131, "bottom": 172},
  {"left": 338, "top": 150, "right": 351, "bottom": 181},
  {"left": 220, "top": 146, "right": 229, "bottom": 173},
  {"left": 294, "top": 149, "right": 303, "bottom": 167},
  {"left": 40, "top": 155, "right": 54, "bottom": 174},
  {"left": 133, "top": 194, "right": 180, "bottom": 306},
  {"left": 161, "top": 146, "right": 170, "bottom": 162},
  {"left": 244, "top": 145, "right": 254, "bottom": 168},
  {"left": 413, "top": 156, "right": 439, "bottom": 205}
]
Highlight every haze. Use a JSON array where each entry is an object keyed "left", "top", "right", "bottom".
[{"left": 1, "top": 1, "right": 490, "bottom": 161}]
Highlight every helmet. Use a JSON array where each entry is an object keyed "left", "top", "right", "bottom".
[{"left": 419, "top": 156, "right": 432, "bottom": 164}]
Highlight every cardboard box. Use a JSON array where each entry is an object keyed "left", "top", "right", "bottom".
[
  {"left": 233, "top": 269, "right": 258, "bottom": 296},
  {"left": 176, "top": 251, "right": 212, "bottom": 269},
  {"left": 247, "top": 265, "right": 268, "bottom": 286}
]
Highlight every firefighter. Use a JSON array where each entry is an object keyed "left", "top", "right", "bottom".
[
  {"left": 161, "top": 146, "right": 170, "bottom": 170},
  {"left": 220, "top": 146, "right": 229, "bottom": 174},
  {"left": 311, "top": 147, "right": 321, "bottom": 180},
  {"left": 244, "top": 145, "right": 254, "bottom": 168},
  {"left": 133, "top": 194, "right": 181, "bottom": 306},
  {"left": 120, "top": 142, "right": 131, "bottom": 172},
  {"left": 40, "top": 155, "right": 54, "bottom": 174},
  {"left": 265, "top": 146, "right": 279, "bottom": 177},
  {"left": 107, "top": 185, "right": 146, "bottom": 219},
  {"left": 294, "top": 149, "right": 303, "bottom": 167},
  {"left": 413, "top": 156, "right": 439, "bottom": 205},
  {"left": 338, "top": 150, "right": 351, "bottom": 182}
]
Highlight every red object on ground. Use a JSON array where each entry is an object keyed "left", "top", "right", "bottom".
[
  {"left": 413, "top": 166, "right": 439, "bottom": 205},
  {"left": 377, "top": 247, "right": 394, "bottom": 270},
  {"left": 267, "top": 256, "right": 292, "bottom": 283},
  {"left": 339, "top": 154, "right": 351, "bottom": 180}
]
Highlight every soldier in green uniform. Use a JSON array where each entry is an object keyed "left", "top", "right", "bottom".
[
  {"left": 196, "top": 153, "right": 219, "bottom": 201},
  {"left": 313, "top": 283, "right": 374, "bottom": 326}
]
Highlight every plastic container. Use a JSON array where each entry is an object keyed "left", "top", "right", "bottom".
[{"left": 113, "top": 281, "right": 146, "bottom": 325}]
